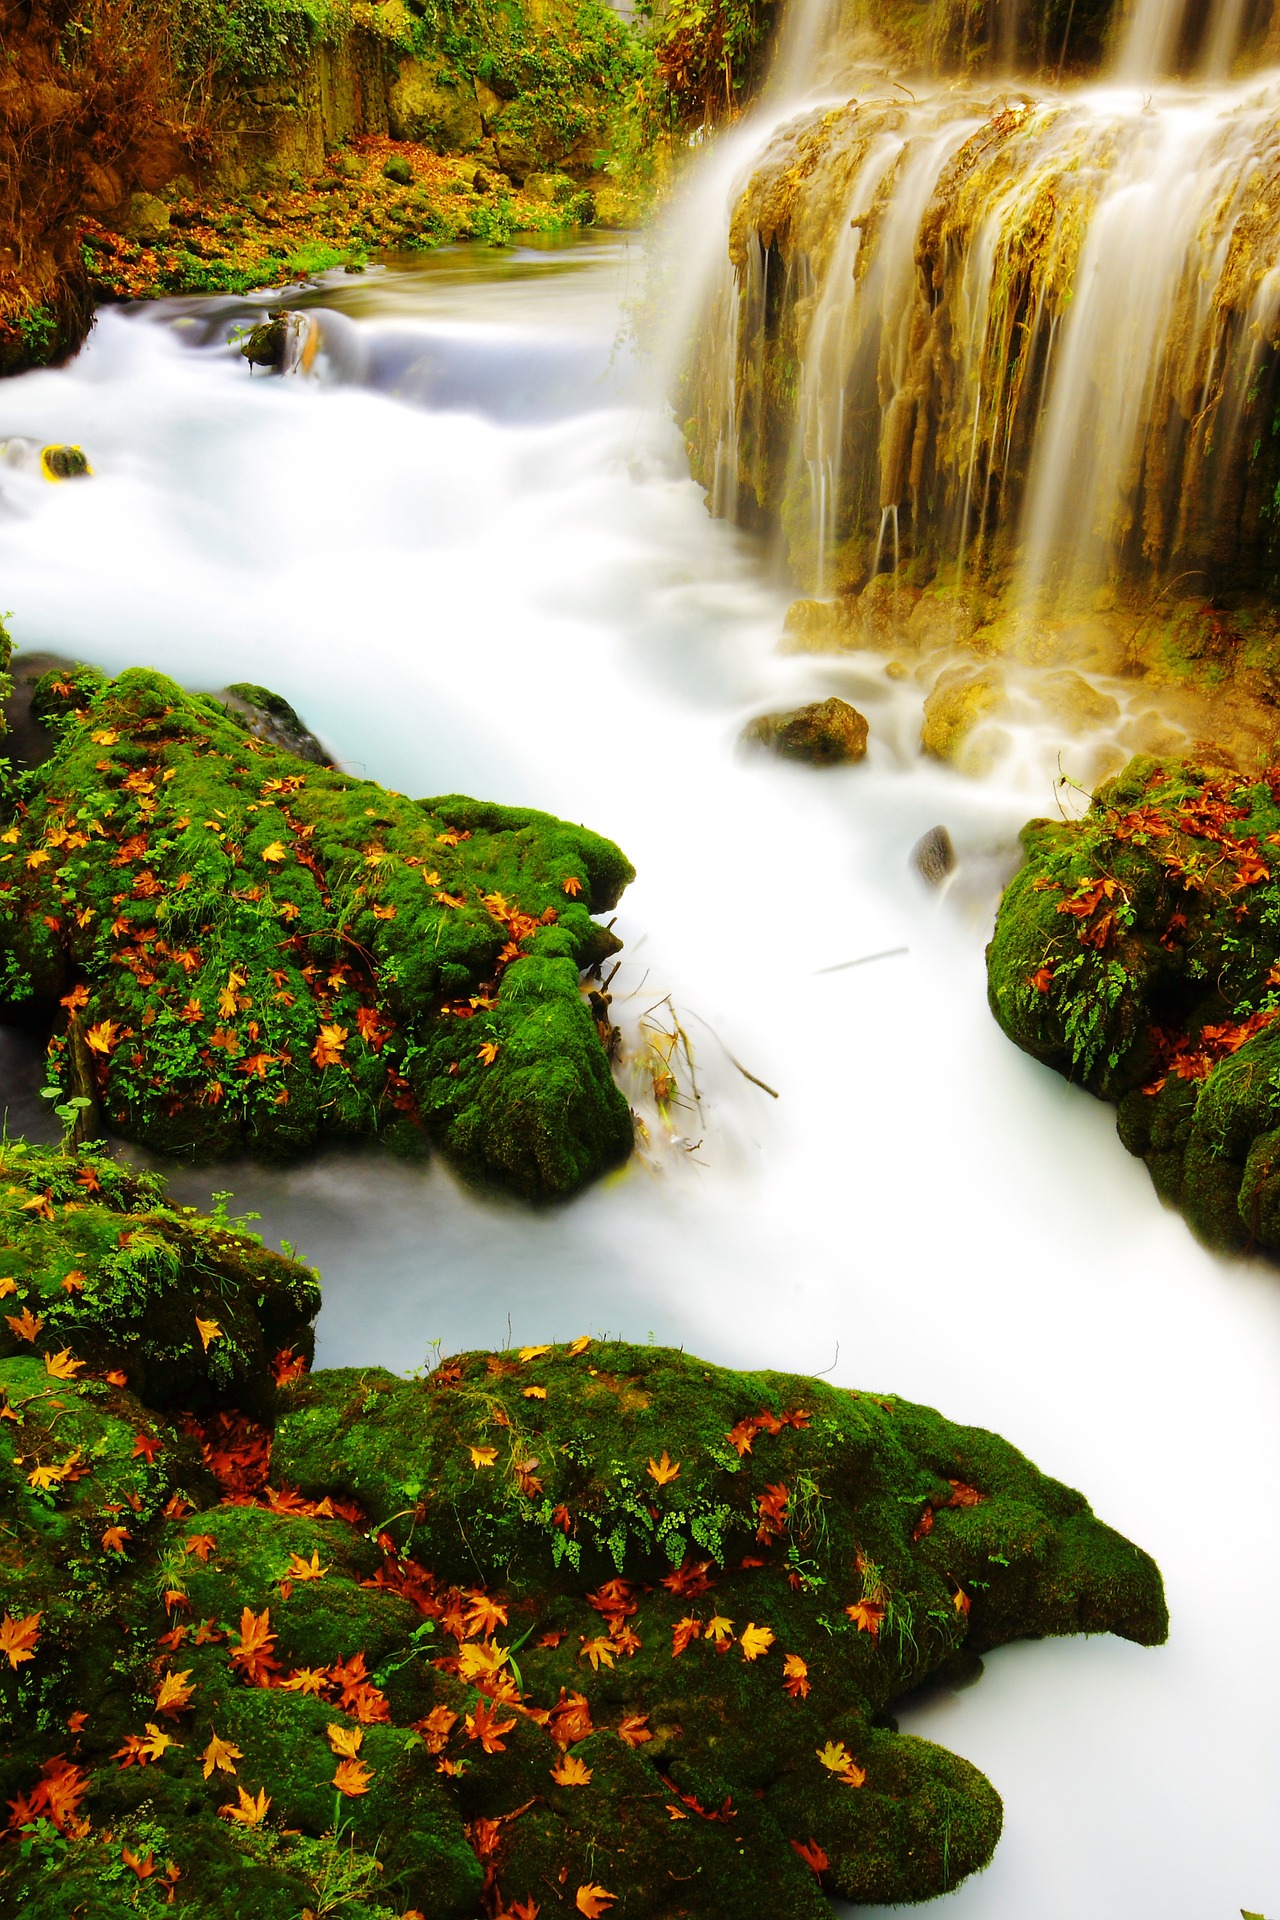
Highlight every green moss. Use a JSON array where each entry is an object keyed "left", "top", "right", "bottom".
[
  {"left": 989, "top": 750, "right": 1280, "bottom": 1256},
  {"left": 0, "top": 1158, "right": 1167, "bottom": 1916},
  {"left": 0, "top": 666, "right": 634, "bottom": 1199},
  {"left": 0, "top": 1140, "right": 317, "bottom": 1412}
]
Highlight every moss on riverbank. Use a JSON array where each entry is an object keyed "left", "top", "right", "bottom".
[
  {"left": 989, "top": 751, "right": 1280, "bottom": 1257},
  {"left": 0, "top": 1141, "right": 1167, "bottom": 1916},
  {"left": 0, "top": 662, "right": 634, "bottom": 1198}
]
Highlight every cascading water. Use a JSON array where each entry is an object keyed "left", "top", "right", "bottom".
[{"left": 677, "top": 0, "right": 1280, "bottom": 615}]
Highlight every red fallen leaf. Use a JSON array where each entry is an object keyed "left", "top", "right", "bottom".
[
  {"left": 131, "top": 1433, "right": 162, "bottom": 1465},
  {"left": 790, "top": 1837, "right": 830, "bottom": 1875},
  {"left": 1029, "top": 966, "right": 1055, "bottom": 992},
  {"left": 617, "top": 1713, "right": 652, "bottom": 1747},
  {"left": 671, "top": 1615, "right": 702, "bottom": 1658},
  {"left": 946, "top": 1480, "right": 983, "bottom": 1508},
  {"left": 662, "top": 1558, "right": 713, "bottom": 1597},
  {"left": 537, "top": 1629, "right": 567, "bottom": 1648},
  {"left": 782, "top": 1652, "right": 810, "bottom": 1698},
  {"left": 548, "top": 1689, "right": 593, "bottom": 1747},
  {"left": 122, "top": 1844, "right": 155, "bottom": 1880}
]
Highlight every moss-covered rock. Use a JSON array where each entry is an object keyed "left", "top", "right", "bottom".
[
  {"left": 0, "top": 1159, "right": 1166, "bottom": 1916},
  {"left": 0, "top": 665, "right": 635, "bottom": 1198},
  {"left": 988, "top": 751, "right": 1280, "bottom": 1256},
  {"left": 0, "top": 1140, "right": 317, "bottom": 1415}
]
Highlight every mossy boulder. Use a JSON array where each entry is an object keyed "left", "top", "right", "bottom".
[
  {"left": 0, "top": 1140, "right": 317, "bottom": 1415},
  {"left": 0, "top": 1155, "right": 1166, "bottom": 1918},
  {"left": 0, "top": 666, "right": 635, "bottom": 1198},
  {"left": 988, "top": 751, "right": 1280, "bottom": 1256},
  {"left": 741, "top": 697, "right": 869, "bottom": 766}
]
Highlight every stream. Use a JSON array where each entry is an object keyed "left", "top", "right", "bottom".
[{"left": 0, "top": 234, "right": 1277, "bottom": 1915}]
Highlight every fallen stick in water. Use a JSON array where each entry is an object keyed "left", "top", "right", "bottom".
[
  {"left": 684, "top": 1010, "right": 780, "bottom": 1099},
  {"left": 813, "top": 946, "right": 909, "bottom": 975}
]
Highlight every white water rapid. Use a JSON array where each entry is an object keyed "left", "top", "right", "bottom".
[{"left": 0, "top": 238, "right": 1278, "bottom": 1915}]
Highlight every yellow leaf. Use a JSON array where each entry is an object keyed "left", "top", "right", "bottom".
[
  {"left": 90, "top": 730, "right": 118, "bottom": 745},
  {"left": 327, "top": 1723, "right": 364, "bottom": 1759},
  {"left": 468, "top": 1445, "right": 498, "bottom": 1468},
  {"left": 550, "top": 1753, "right": 593, "bottom": 1786},
  {"left": 739, "top": 1622, "right": 774, "bottom": 1662},
  {"left": 311, "top": 1023, "right": 348, "bottom": 1069},
  {"left": 646, "top": 1451, "right": 680, "bottom": 1488},
  {"left": 522, "top": 1385, "right": 548, "bottom": 1399},
  {"left": 220, "top": 1784, "right": 270, "bottom": 1826},
  {"left": 84, "top": 1019, "right": 119, "bottom": 1056},
  {"left": 6, "top": 1308, "right": 43, "bottom": 1343},
  {"left": 261, "top": 842, "right": 287, "bottom": 864},
  {"left": 477, "top": 1041, "right": 499, "bottom": 1065},
  {"left": 195, "top": 1317, "right": 221, "bottom": 1351},
  {"left": 201, "top": 1731, "right": 242, "bottom": 1779},
  {"left": 518, "top": 1345, "right": 551, "bottom": 1362},
  {"left": 575, "top": 1887, "right": 616, "bottom": 1919},
  {"left": 565, "top": 1336, "right": 591, "bottom": 1357},
  {"left": 0, "top": 1278, "right": 16, "bottom": 1297},
  {"left": 284, "top": 1550, "right": 329, "bottom": 1582},
  {"left": 705, "top": 1614, "right": 734, "bottom": 1645},
  {"left": 817, "top": 1740, "right": 854, "bottom": 1775},
  {"left": 43, "top": 1348, "right": 84, "bottom": 1381},
  {"left": 155, "top": 1669, "right": 195, "bottom": 1716}
]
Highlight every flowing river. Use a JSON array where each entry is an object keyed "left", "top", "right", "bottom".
[{"left": 0, "top": 233, "right": 1278, "bottom": 1914}]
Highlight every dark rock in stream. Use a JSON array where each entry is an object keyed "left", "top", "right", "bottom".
[
  {"left": 217, "top": 682, "right": 332, "bottom": 765},
  {"left": 742, "top": 696, "right": 869, "bottom": 766},
  {"left": 3, "top": 651, "right": 85, "bottom": 772},
  {"left": 911, "top": 824, "right": 955, "bottom": 886},
  {"left": 0, "top": 1138, "right": 1168, "bottom": 1919}
]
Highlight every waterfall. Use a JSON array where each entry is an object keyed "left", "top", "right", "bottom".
[{"left": 673, "top": 0, "right": 1280, "bottom": 616}]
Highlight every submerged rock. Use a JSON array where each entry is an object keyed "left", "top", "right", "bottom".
[
  {"left": 988, "top": 751, "right": 1280, "bottom": 1257},
  {"left": 742, "top": 696, "right": 869, "bottom": 765},
  {"left": 0, "top": 661, "right": 635, "bottom": 1198},
  {"left": 0, "top": 1146, "right": 1167, "bottom": 1917}
]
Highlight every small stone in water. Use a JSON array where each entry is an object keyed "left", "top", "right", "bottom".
[{"left": 911, "top": 824, "right": 955, "bottom": 886}]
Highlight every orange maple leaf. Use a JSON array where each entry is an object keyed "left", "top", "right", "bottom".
[
  {"left": 60, "top": 1270, "right": 85, "bottom": 1293},
  {"left": 121, "top": 1845, "right": 155, "bottom": 1880},
  {"left": 477, "top": 1040, "right": 500, "bottom": 1065},
  {"left": 468, "top": 1444, "right": 498, "bottom": 1468},
  {"left": 550, "top": 1753, "right": 592, "bottom": 1786},
  {"left": 229, "top": 1607, "right": 279, "bottom": 1686},
  {"left": 782, "top": 1652, "right": 810, "bottom": 1698},
  {"left": 101, "top": 1525, "right": 130, "bottom": 1554},
  {"left": 671, "top": 1616, "right": 701, "bottom": 1658},
  {"left": 311, "top": 1023, "right": 348, "bottom": 1068},
  {"left": 616, "top": 1713, "right": 652, "bottom": 1747},
  {"left": 195, "top": 1316, "right": 221, "bottom": 1351},
  {"left": 578, "top": 1634, "right": 615, "bottom": 1672},
  {"left": 0, "top": 1611, "right": 41, "bottom": 1668},
  {"left": 220, "top": 1784, "right": 270, "bottom": 1826},
  {"left": 845, "top": 1599, "right": 885, "bottom": 1637},
  {"left": 326, "top": 1723, "right": 364, "bottom": 1759},
  {"left": 154, "top": 1669, "right": 195, "bottom": 1717},
  {"left": 575, "top": 1886, "right": 615, "bottom": 1918},
  {"left": 84, "top": 1019, "right": 120, "bottom": 1055},
  {"left": 131, "top": 1432, "right": 162, "bottom": 1466},
  {"left": 283, "top": 1549, "right": 329, "bottom": 1582},
  {"left": 5, "top": 1308, "right": 43, "bottom": 1344},
  {"left": 43, "top": 1349, "right": 84, "bottom": 1381},
  {"left": 333, "top": 1757, "right": 374, "bottom": 1797},
  {"left": 465, "top": 1696, "right": 516, "bottom": 1754},
  {"left": 790, "top": 1837, "right": 829, "bottom": 1875},
  {"left": 562, "top": 875, "right": 583, "bottom": 896},
  {"left": 647, "top": 1451, "right": 680, "bottom": 1487}
]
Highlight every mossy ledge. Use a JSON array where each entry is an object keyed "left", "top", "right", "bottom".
[
  {"left": 988, "top": 750, "right": 1280, "bottom": 1258},
  {"left": 0, "top": 660, "right": 634, "bottom": 1199},
  {"left": 0, "top": 1139, "right": 1166, "bottom": 1917}
]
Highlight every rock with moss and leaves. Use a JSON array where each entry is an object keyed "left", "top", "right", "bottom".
[
  {"left": 988, "top": 750, "right": 1280, "bottom": 1257},
  {"left": 0, "top": 1141, "right": 1167, "bottom": 1918},
  {"left": 0, "top": 658, "right": 634, "bottom": 1198}
]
